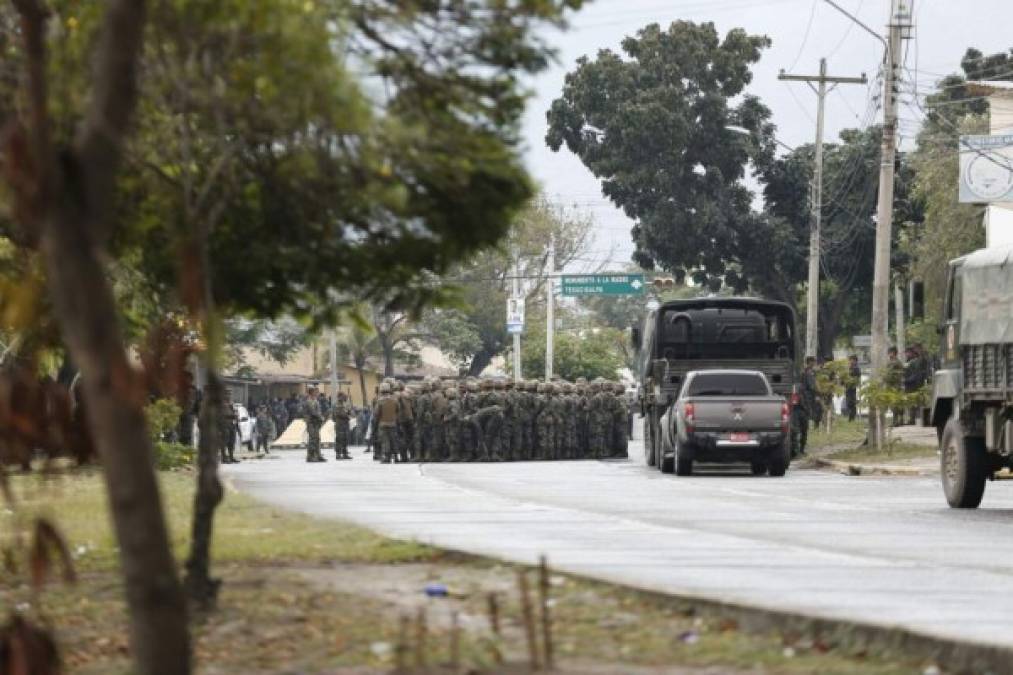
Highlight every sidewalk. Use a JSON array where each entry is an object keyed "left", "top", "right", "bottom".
[{"left": 807, "top": 424, "right": 939, "bottom": 477}]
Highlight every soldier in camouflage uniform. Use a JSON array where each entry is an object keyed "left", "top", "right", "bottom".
[
  {"left": 254, "top": 404, "right": 275, "bottom": 456},
  {"left": 303, "top": 386, "right": 326, "bottom": 463},
  {"left": 444, "top": 387, "right": 462, "bottom": 461},
  {"left": 500, "top": 380, "right": 516, "bottom": 461},
  {"left": 395, "top": 381, "right": 414, "bottom": 463},
  {"left": 462, "top": 380, "right": 484, "bottom": 460},
  {"left": 588, "top": 380, "right": 610, "bottom": 459},
  {"left": 332, "top": 391, "right": 352, "bottom": 460},
  {"left": 429, "top": 380, "right": 448, "bottom": 461},
  {"left": 612, "top": 382, "right": 630, "bottom": 458},
  {"left": 220, "top": 389, "right": 240, "bottom": 464},
  {"left": 575, "top": 378, "right": 589, "bottom": 459},
  {"left": 415, "top": 381, "right": 433, "bottom": 461},
  {"left": 520, "top": 381, "right": 537, "bottom": 460},
  {"left": 539, "top": 384, "right": 562, "bottom": 460},
  {"left": 371, "top": 383, "right": 399, "bottom": 463}
]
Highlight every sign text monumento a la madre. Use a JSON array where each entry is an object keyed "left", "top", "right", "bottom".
[{"left": 560, "top": 274, "right": 645, "bottom": 297}]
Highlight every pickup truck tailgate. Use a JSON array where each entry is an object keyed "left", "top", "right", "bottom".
[{"left": 689, "top": 396, "right": 784, "bottom": 431}]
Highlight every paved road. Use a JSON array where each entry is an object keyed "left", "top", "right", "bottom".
[{"left": 227, "top": 436, "right": 1013, "bottom": 651}]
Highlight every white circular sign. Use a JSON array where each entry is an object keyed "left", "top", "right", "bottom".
[{"left": 964, "top": 153, "right": 1013, "bottom": 201}]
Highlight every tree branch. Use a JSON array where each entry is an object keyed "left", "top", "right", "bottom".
[{"left": 73, "top": 0, "right": 147, "bottom": 241}]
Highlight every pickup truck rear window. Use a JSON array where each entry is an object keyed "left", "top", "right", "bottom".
[{"left": 687, "top": 373, "right": 768, "bottom": 397}]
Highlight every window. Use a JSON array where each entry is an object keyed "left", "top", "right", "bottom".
[{"left": 687, "top": 373, "right": 769, "bottom": 397}]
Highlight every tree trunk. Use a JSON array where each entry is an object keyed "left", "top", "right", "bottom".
[
  {"left": 11, "top": 0, "right": 192, "bottom": 669},
  {"left": 40, "top": 220, "right": 191, "bottom": 675},
  {"left": 183, "top": 369, "right": 223, "bottom": 608},
  {"left": 355, "top": 358, "right": 369, "bottom": 407},
  {"left": 468, "top": 349, "right": 494, "bottom": 377},
  {"left": 380, "top": 337, "right": 395, "bottom": 377}
]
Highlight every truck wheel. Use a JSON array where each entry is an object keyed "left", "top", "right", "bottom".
[
  {"left": 941, "top": 418, "right": 988, "bottom": 509},
  {"left": 675, "top": 443, "right": 693, "bottom": 476},
  {"left": 660, "top": 438, "right": 675, "bottom": 474},
  {"left": 645, "top": 418, "right": 657, "bottom": 467},
  {"left": 768, "top": 440, "right": 790, "bottom": 477}
]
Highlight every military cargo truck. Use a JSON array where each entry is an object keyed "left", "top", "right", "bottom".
[
  {"left": 632, "top": 298, "right": 801, "bottom": 473},
  {"left": 930, "top": 246, "right": 1013, "bottom": 508}
]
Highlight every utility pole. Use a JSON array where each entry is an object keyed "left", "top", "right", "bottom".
[
  {"left": 779, "top": 58, "right": 867, "bottom": 360},
  {"left": 545, "top": 237, "right": 555, "bottom": 381},
  {"left": 870, "top": 0, "right": 912, "bottom": 380},
  {"left": 512, "top": 248, "right": 522, "bottom": 382},
  {"left": 894, "top": 283, "right": 906, "bottom": 358}
]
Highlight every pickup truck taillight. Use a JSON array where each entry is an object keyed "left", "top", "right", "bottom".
[
  {"left": 684, "top": 402, "right": 695, "bottom": 433},
  {"left": 790, "top": 390, "right": 801, "bottom": 407},
  {"left": 781, "top": 402, "right": 790, "bottom": 433}
]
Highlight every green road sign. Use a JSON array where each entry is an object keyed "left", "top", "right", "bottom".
[{"left": 560, "top": 274, "right": 646, "bottom": 297}]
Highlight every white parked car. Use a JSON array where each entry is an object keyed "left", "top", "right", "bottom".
[{"left": 190, "top": 403, "right": 255, "bottom": 450}]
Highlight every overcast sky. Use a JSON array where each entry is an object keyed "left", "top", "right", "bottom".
[{"left": 522, "top": 0, "right": 1013, "bottom": 271}]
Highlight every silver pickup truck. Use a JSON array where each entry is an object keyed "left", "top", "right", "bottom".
[{"left": 659, "top": 370, "right": 790, "bottom": 477}]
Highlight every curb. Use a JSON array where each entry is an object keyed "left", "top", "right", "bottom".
[
  {"left": 624, "top": 581, "right": 1013, "bottom": 675},
  {"left": 807, "top": 456, "right": 936, "bottom": 477}
]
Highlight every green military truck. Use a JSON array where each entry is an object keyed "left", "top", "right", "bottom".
[{"left": 930, "top": 247, "right": 1013, "bottom": 508}]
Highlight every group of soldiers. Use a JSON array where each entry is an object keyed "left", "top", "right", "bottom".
[
  {"left": 301, "top": 387, "right": 354, "bottom": 462},
  {"left": 367, "top": 377, "right": 630, "bottom": 464}
]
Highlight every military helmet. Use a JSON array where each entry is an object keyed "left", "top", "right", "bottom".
[
  {"left": 446, "top": 387, "right": 458, "bottom": 399},
  {"left": 576, "top": 377, "right": 588, "bottom": 386},
  {"left": 563, "top": 382, "right": 574, "bottom": 394},
  {"left": 494, "top": 379, "right": 505, "bottom": 390},
  {"left": 468, "top": 381, "right": 479, "bottom": 392},
  {"left": 379, "top": 382, "right": 392, "bottom": 394},
  {"left": 590, "top": 380, "right": 601, "bottom": 392},
  {"left": 337, "top": 392, "right": 347, "bottom": 400}
]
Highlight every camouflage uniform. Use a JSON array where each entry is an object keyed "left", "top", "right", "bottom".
[
  {"left": 588, "top": 381, "right": 610, "bottom": 459},
  {"left": 415, "top": 382, "right": 433, "bottom": 461},
  {"left": 444, "top": 388, "right": 462, "bottom": 461},
  {"left": 332, "top": 393, "right": 352, "bottom": 459},
  {"left": 304, "top": 389, "right": 326, "bottom": 463},
  {"left": 462, "top": 381, "right": 483, "bottom": 460},
  {"left": 254, "top": 405, "right": 275, "bottom": 455},
  {"left": 220, "top": 390, "right": 240, "bottom": 464},
  {"left": 611, "top": 383, "right": 630, "bottom": 458},
  {"left": 396, "top": 383, "right": 415, "bottom": 463},
  {"left": 535, "top": 384, "right": 557, "bottom": 460},
  {"left": 429, "top": 382, "right": 448, "bottom": 461},
  {"left": 557, "top": 384, "right": 575, "bottom": 459},
  {"left": 372, "top": 384, "right": 399, "bottom": 463}
]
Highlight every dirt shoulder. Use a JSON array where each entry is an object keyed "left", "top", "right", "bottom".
[{"left": 2, "top": 469, "right": 936, "bottom": 674}]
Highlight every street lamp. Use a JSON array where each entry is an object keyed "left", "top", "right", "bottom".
[{"left": 725, "top": 125, "right": 796, "bottom": 153}]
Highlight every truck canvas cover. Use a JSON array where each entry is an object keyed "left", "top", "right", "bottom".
[{"left": 961, "top": 245, "right": 1013, "bottom": 345}]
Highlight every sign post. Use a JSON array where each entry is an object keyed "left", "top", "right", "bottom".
[{"left": 560, "top": 274, "right": 646, "bottom": 297}]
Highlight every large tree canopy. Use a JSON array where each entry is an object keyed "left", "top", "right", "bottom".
[{"left": 546, "top": 20, "right": 775, "bottom": 290}]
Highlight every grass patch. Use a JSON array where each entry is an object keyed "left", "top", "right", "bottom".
[
  {"left": 827, "top": 442, "right": 938, "bottom": 465},
  {"left": 807, "top": 418, "right": 869, "bottom": 451},
  {"left": 1, "top": 468, "right": 439, "bottom": 574},
  {"left": 1, "top": 468, "right": 935, "bottom": 674}
]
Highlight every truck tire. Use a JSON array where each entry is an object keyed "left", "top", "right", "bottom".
[
  {"left": 768, "top": 440, "right": 790, "bottom": 477},
  {"left": 660, "top": 437, "right": 675, "bottom": 474},
  {"left": 941, "top": 418, "right": 988, "bottom": 509}
]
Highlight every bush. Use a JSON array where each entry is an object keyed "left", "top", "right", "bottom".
[
  {"left": 145, "top": 398, "right": 183, "bottom": 444},
  {"left": 154, "top": 442, "right": 195, "bottom": 471}
]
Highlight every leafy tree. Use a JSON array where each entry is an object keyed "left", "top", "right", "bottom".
[
  {"left": 546, "top": 20, "right": 776, "bottom": 290},
  {"left": 899, "top": 48, "right": 1001, "bottom": 327},
  {"left": 759, "top": 126, "right": 924, "bottom": 354},
  {"left": 520, "top": 326, "right": 624, "bottom": 382},
  {"left": 424, "top": 197, "right": 592, "bottom": 376},
  {"left": 336, "top": 309, "right": 382, "bottom": 404},
  {"left": 2, "top": 0, "right": 587, "bottom": 670}
]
